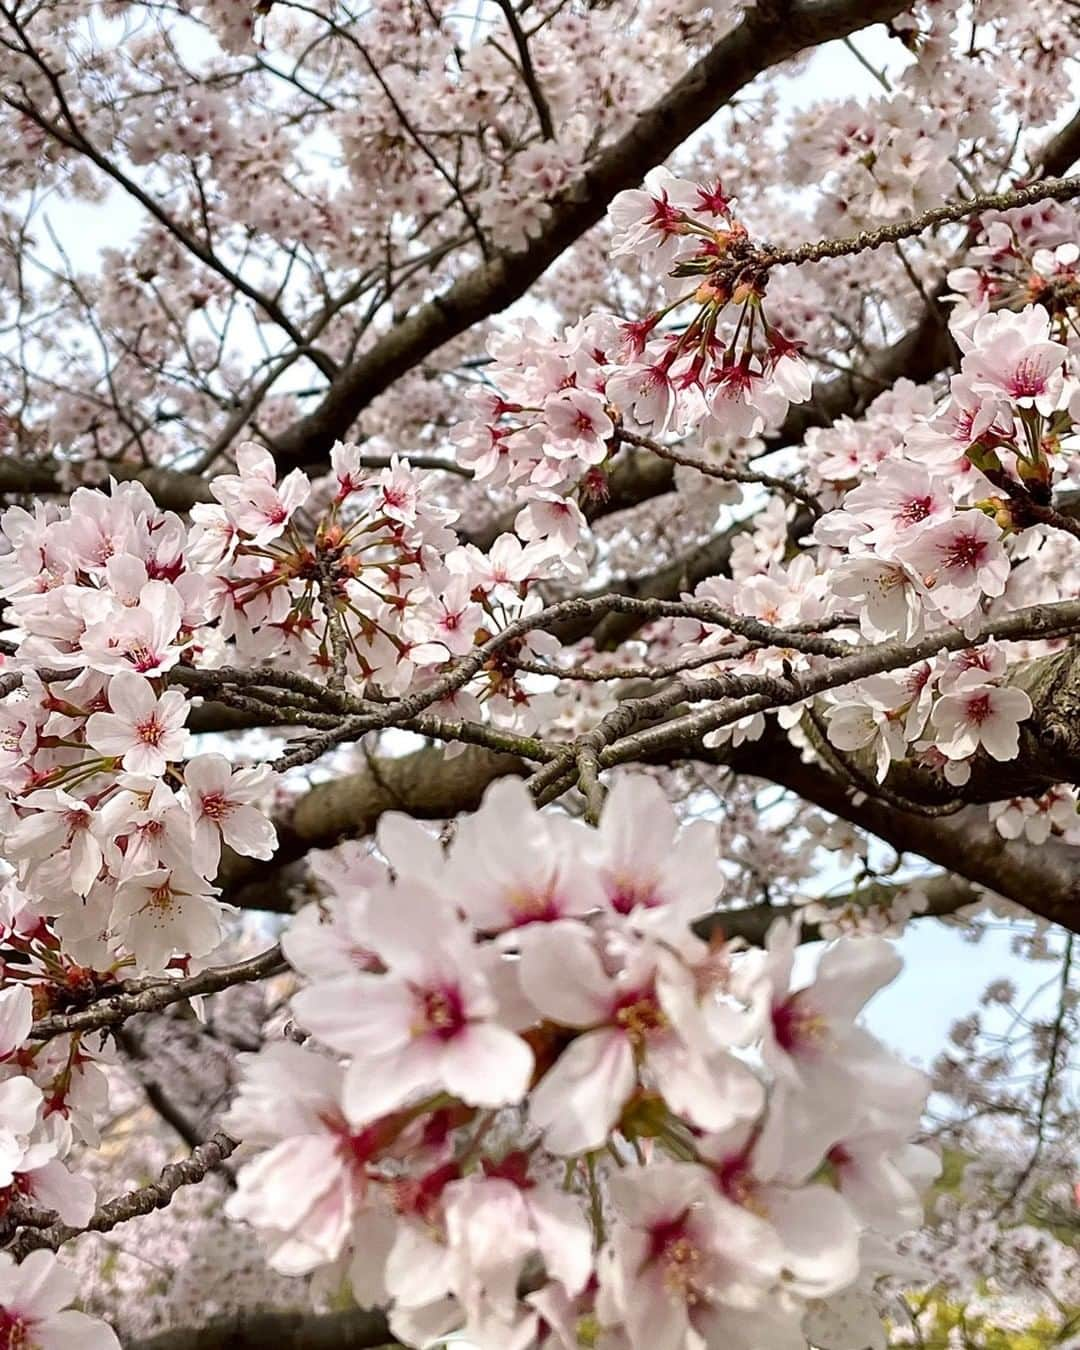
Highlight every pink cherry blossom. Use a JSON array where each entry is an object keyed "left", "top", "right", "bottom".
[
  {"left": 85, "top": 672, "right": 189, "bottom": 776},
  {"left": 961, "top": 305, "right": 1067, "bottom": 414},
  {"left": 210, "top": 442, "right": 311, "bottom": 545},
  {"left": 224, "top": 1043, "right": 388, "bottom": 1274},
  {"left": 80, "top": 579, "right": 186, "bottom": 676},
  {"left": 894, "top": 512, "right": 1010, "bottom": 619},
  {"left": 930, "top": 682, "right": 1033, "bottom": 761},
  {"left": 446, "top": 778, "right": 604, "bottom": 932},
  {"left": 520, "top": 923, "right": 759, "bottom": 1153},
  {"left": 110, "top": 863, "right": 224, "bottom": 973},
  {"left": 291, "top": 877, "right": 534, "bottom": 1121},
  {"left": 543, "top": 388, "right": 614, "bottom": 462},
  {"left": 0, "top": 1251, "right": 119, "bottom": 1350},
  {"left": 598, "top": 1163, "right": 786, "bottom": 1350},
  {"left": 606, "top": 353, "right": 678, "bottom": 433},
  {"left": 6, "top": 789, "right": 105, "bottom": 897},
  {"left": 182, "top": 754, "right": 278, "bottom": 874},
  {"left": 609, "top": 167, "right": 698, "bottom": 263}
]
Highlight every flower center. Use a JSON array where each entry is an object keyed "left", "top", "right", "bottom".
[
  {"left": 647, "top": 194, "right": 683, "bottom": 237},
  {"left": 963, "top": 692, "right": 992, "bottom": 725},
  {"left": 898, "top": 494, "right": 933, "bottom": 524},
  {"left": 149, "top": 883, "right": 175, "bottom": 914},
  {"left": 574, "top": 410, "right": 598, "bottom": 435},
  {"left": 663, "top": 1236, "right": 703, "bottom": 1300},
  {"left": 609, "top": 877, "right": 660, "bottom": 915},
  {"left": 136, "top": 715, "right": 165, "bottom": 747},
  {"left": 127, "top": 642, "right": 161, "bottom": 673},
  {"left": 199, "top": 790, "right": 232, "bottom": 821},
  {"left": 612, "top": 989, "right": 668, "bottom": 1047},
  {"left": 0, "top": 1308, "right": 34, "bottom": 1349},
  {"left": 1007, "top": 357, "right": 1049, "bottom": 399},
  {"left": 414, "top": 985, "right": 466, "bottom": 1041},
  {"left": 508, "top": 888, "right": 562, "bottom": 925},
  {"left": 940, "top": 531, "right": 986, "bottom": 573},
  {"left": 714, "top": 1152, "right": 761, "bottom": 1210},
  {"left": 647, "top": 1213, "right": 705, "bottom": 1303},
  {"left": 771, "top": 993, "right": 828, "bottom": 1055}
]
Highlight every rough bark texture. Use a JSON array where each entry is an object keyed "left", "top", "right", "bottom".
[
  {"left": 728, "top": 729, "right": 1079, "bottom": 932},
  {"left": 219, "top": 713, "right": 1080, "bottom": 932},
  {"left": 217, "top": 746, "right": 526, "bottom": 909},
  {"left": 124, "top": 1308, "right": 395, "bottom": 1350}
]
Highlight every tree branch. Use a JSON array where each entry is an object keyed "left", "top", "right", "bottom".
[
  {"left": 123, "top": 1307, "right": 396, "bottom": 1350},
  {"left": 7, "top": 1132, "right": 237, "bottom": 1259},
  {"left": 495, "top": 0, "right": 555, "bottom": 140},
  {"left": 727, "top": 727, "right": 1080, "bottom": 933},
  {"left": 29, "top": 946, "right": 285, "bottom": 1041},
  {"left": 695, "top": 871, "right": 988, "bottom": 945},
  {"left": 754, "top": 174, "right": 1080, "bottom": 269}
]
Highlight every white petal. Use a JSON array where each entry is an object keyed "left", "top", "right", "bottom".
[{"left": 528, "top": 1029, "right": 634, "bottom": 1154}]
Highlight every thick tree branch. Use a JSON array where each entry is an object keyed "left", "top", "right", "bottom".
[
  {"left": 1035, "top": 105, "right": 1080, "bottom": 178},
  {"left": 0, "top": 456, "right": 214, "bottom": 512},
  {"left": 123, "top": 1307, "right": 396, "bottom": 1350},
  {"left": 728, "top": 727, "right": 1080, "bottom": 933}
]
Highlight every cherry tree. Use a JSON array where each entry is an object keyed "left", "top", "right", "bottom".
[{"left": 0, "top": 0, "right": 1077, "bottom": 1345}]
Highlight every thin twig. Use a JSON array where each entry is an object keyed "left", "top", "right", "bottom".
[
  {"left": 494, "top": 0, "right": 555, "bottom": 139},
  {"left": 30, "top": 947, "right": 285, "bottom": 1041},
  {"left": 7, "top": 1133, "right": 238, "bottom": 1258}
]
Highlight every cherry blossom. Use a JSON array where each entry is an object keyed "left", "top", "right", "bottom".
[
  {"left": 85, "top": 673, "right": 189, "bottom": 777},
  {"left": 930, "top": 681, "right": 1034, "bottom": 761},
  {"left": 0, "top": 4, "right": 1077, "bottom": 1341},
  {"left": 181, "top": 755, "right": 278, "bottom": 875},
  {"left": 290, "top": 877, "right": 535, "bottom": 1121},
  {"left": 0, "top": 1251, "right": 119, "bottom": 1350},
  {"left": 110, "top": 864, "right": 224, "bottom": 974},
  {"left": 894, "top": 512, "right": 1011, "bottom": 620},
  {"left": 209, "top": 442, "right": 311, "bottom": 546}
]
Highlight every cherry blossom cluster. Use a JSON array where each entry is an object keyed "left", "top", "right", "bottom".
[
  {"left": 947, "top": 203, "right": 1080, "bottom": 331},
  {"left": 787, "top": 1, "right": 1080, "bottom": 233},
  {"left": 0, "top": 478, "right": 276, "bottom": 978},
  {"left": 811, "top": 304, "right": 1073, "bottom": 627},
  {"left": 224, "top": 775, "right": 936, "bottom": 1350},
  {"left": 0, "top": 982, "right": 119, "bottom": 1347},
  {"left": 451, "top": 169, "right": 814, "bottom": 523},
  {"left": 607, "top": 169, "right": 813, "bottom": 438},
  {"left": 0, "top": 983, "right": 100, "bottom": 1229},
  {"left": 988, "top": 784, "right": 1080, "bottom": 844},
  {"left": 0, "top": 441, "right": 596, "bottom": 986},
  {"left": 822, "top": 645, "right": 1035, "bottom": 787},
  {"left": 206, "top": 440, "right": 579, "bottom": 709}
]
